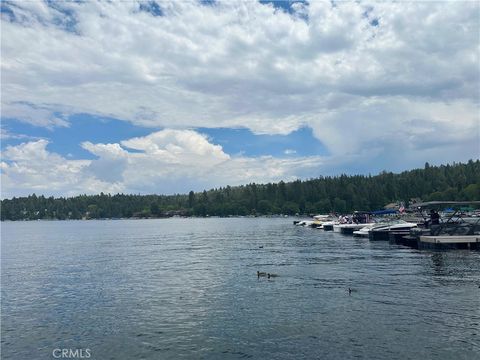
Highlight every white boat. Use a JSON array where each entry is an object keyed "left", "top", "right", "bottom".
[
  {"left": 338, "top": 223, "right": 376, "bottom": 235},
  {"left": 333, "top": 224, "right": 342, "bottom": 232},
  {"left": 353, "top": 224, "right": 376, "bottom": 237},
  {"left": 369, "top": 220, "right": 418, "bottom": 241},
  {"left": 312, "top": 215, "right": 337, "bottom": 229},
  {"left": 313, "top": 214, "right": 331, "bottom": 220},
  {"left": 295, "top": 220, "right": 314, "bottom": 226}
]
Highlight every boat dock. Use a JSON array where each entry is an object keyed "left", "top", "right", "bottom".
[
  {"left": 294, "top": 201, "right": 480, "bottom": 251},
  {"left": 418, "top": 235, "right": 480, "bottom": 250}
]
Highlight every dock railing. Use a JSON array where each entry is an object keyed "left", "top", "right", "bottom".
[{"left": 409, "top": 201, "right": 480, "bottom": 237}]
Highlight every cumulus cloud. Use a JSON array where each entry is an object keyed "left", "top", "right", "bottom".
[
  {"left": 2, "top": 2, "right": 478, "bottom": 130},
  {"left": 1, "top": 125, "right": 477, "bottom": 198},
  {"left": 1, "top": 1, "right": 479, "bottom": 196},
  {"left": 0, "top": 139, "right": 120, "bottom": 198},
  {"left": 0, "top": 129, "right": 323, "bottom": 197}
]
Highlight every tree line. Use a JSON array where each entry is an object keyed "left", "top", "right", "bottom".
[{"left": 1, "top": 160, "right": 479, "bottom": 221}]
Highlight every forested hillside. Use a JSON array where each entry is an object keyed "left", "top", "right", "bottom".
[{"left": 1, "top": 160, "right": 479, "bottom": 220}]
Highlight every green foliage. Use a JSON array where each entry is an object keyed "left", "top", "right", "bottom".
[
  {"left": 1, "top": 160, "right": 479, "bottom": 220},
  {"left": 281, "top": 201, "right": 300, "bottom": 215},
  {"left": 257, "top": 200, "right": 273, "bottom": 214}
]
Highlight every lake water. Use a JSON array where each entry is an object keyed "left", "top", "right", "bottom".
[{"left": 1, "top": 218, "right": 479, "bottom": 359}]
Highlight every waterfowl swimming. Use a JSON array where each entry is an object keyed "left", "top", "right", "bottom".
[
  {"left": 259, "top": 246, "right": 264, "bottom": 249},
  {"left": 348, "top": 287, "right": 352, "bottom": 295},
  {"left": 257, "top": 271, "right": 267, "bottom": 277},
  {"left": 267, "top": 273, "right": 278, "bottom": 279}
]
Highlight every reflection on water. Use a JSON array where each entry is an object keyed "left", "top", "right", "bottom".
[{"left": 1, "top": 218, "right": 479, "bottom": 359}]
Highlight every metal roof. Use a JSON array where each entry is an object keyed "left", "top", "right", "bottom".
[{"left": 409, "top": 201, "right": 480, "bottom": 208}]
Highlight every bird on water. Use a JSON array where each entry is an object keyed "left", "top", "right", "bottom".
[{"left": 257, "top": 271, "right": 267, "bottom": 278}]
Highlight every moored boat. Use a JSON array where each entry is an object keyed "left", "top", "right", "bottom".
[
  {"left": 322, "top": 221, "right": 338, "bottom": 231},
  {"left": 368, "top": 220, "right": 418, "bottom": 241},
  {"left": 399, "top": 201, "right": 480, "bottom": 250},
  {"left": 339, "top": 223, "right": 376, "bottom": 235},
  {"left": 312, "top": 215, "right": 337, "bottom": 229},
  {"left": 353, "top": 223, "right": 376, "bottom": 237}
]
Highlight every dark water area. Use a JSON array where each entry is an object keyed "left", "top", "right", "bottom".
[{"left": 1, "top": 218, "right": 479, "bottom": 359}]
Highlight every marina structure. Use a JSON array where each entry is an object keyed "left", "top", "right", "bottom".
[{"left": 294, "top": 201, "right": 480, "bottom": 251}]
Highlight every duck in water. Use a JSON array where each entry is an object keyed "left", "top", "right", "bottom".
[
  {"left": 267, "top": 273, "right": 278, "bottom": 279},
  {"left": 257, "top": 271, "right": 267, "bottom": 278}
]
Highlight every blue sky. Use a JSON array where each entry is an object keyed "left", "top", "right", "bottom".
[
  {"left": 2, "top": 115, "right": 153, "bottom": 160},
  {"left": 197, "top": 127, "right": 328, "bottom": 158},
  {"left": 2, "top": 115, "right": 327, "bottom": 160},
  {"left": 1, "top": 1, "right": 478, "bottom": 197}
]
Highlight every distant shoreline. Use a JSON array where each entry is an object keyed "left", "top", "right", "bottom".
[
  {"left": 0, "top": 214, "right": 293, "bottom": 222},
  {"left": 2, "top": 161, "right": 479, "bottom": 221}
]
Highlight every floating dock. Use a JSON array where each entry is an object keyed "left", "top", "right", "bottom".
[{"left": 418, "top": 235, "right": 480, "bottom": 250}]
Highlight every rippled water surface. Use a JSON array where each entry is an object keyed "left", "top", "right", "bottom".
[{"left": 2, "top": 218, "right": 479, "bottom": 359}]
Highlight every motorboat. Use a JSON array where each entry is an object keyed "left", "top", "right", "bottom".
[
  {"left": 338, "top": 222, "right": 376, "bottom": 235},
  {"left": 401, "top": 201, "right": 480, "bottom": 249},
  {"left": 368, "top": 220, "right": 418, "bottom": 241},
  {"left": 312, "top": 215, "right": 337, "bottom": 229},
  {"left": 353, "top": 223, "right": 377, "bottom": 237},
  {"left": 322, "top": 221, "right": 338, "bottom": 231},
  {"left": 295, "top": 220, "right": 314, "bottom": 227}
]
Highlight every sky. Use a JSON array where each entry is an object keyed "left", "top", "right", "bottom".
[{"left": 1, "top": 0, "right": 479, "bottom": 198}]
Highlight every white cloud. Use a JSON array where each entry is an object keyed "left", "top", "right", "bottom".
[
  {"left": 310, "top": 97, "right": 479, "bottom": 156},
  {"left": 121, "top": 129, "right": 229, "bottom": 164},
  {"left": 0, "top": 139, "right": 121, "bottom": 198},
  {"left": 2, "top": 2, "right": 478, "bottom": 132},
  {"left": 0, "top": 129, "right": 324, "bottom": 197},
  {"left": 0, "top": 128, "right": 43, "bottom": 141},
  {"left": 1, "top": 102, "right": 69, "bottom": 128},
  {"left": 1, "top": 1, "right": 479, "bottom": 196},
  {"left": 1, "top": 125, "right": 478, "bottom": 198}
]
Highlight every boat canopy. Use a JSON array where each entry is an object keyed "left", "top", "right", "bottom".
[
  {"left": 370, "top": 209, "right": 398, "bottom": 215},
  {"left": 410, "top": 201, "right": 480, "bottom": 209}
]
